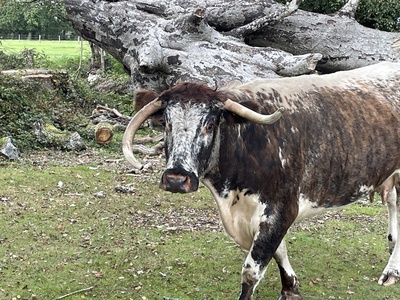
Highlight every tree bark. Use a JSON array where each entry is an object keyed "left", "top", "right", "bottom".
[
  {"left": 89, "top": 43, "right": 107, "bottom": 72},
  {"left": 246, "top": 9, "right": 400, "bottom": 73},
  {"left": 64, "top": 0, "right": 400, "bottom": 89},
  {"left": 64, "top": 0, "right": 322, "bottom": 90}
]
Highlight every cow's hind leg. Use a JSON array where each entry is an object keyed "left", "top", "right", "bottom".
[
  {"left": 379, "top": 187, "right": 400, "bottom": 286},
  {"left": 386, "top": 186, "right": 400, "bottom": 254},
  {"left": 274, "top": 238, "right": 302, "bottom": 300}
]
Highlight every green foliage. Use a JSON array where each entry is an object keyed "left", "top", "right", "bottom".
[
  {"left": 0, "top": 40, "right": 91, "bottom": 69},
  {"left": 275, "top": 0, "right": 399, "bottom": 32},
  {"left": 299, "top": 0, "right": 348, "bottom": 14},
  {"left": 0, "top": 44, "right": 131, "bottom": 151},
  {"left": 109, "top": 56, "right": 129, "bottom": 76},
  {"left": 0, "top": 0, "right": 72, "bottom": 37},
  {"left": 0, "top": 48, "right": 50, "bottom": 69},
  {"left": 356, "top": 0, "right": 400, "bottom": 32},
  {"left": 0, "top": 75, "right": 52, "bottom": 149},
  {"left": 0, "top": 70, "right": 131, "bottom": 151},
  {"left": 72, "top": 73, "right": 132, "bottom": 112},
  {"left": 0, "top": 74, "right": 85, "bottom": 150}
]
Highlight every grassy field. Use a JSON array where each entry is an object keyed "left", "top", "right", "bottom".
[
  {"left": 1, "top": 146, "right": 399, "bottom": 300},
  {"left": 0, "top": 39, "right": 91, "bottom": 60}
]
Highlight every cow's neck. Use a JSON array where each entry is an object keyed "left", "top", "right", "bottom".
[{"left": 201, "top": 123, "right": 286, "bottom": 250}]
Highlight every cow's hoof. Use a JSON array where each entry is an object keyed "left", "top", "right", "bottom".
[
  {"left": 378, "top": 271, "right": 400, "bottom": 286},
  {"left": 278, "top": 291, "right": 302, "bottom": 300}
]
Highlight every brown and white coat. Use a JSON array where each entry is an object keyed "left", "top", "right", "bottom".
[{"left": 123, "top": 62, "right": 400, "bottom": 300}]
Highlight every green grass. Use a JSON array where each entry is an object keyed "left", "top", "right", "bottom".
[
  {"left": 1, "top": 150, "right": 399, "bottom": 300},
  {"left": 0, "top": 39, "right": 91, "bottom": 61}
]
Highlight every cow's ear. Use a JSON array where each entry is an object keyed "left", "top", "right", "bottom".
[
  {"left": 223, "top": 101, "right": 261, "bottom": 125},
  {"left": 133, "top": 89, "right": 159, "bottom": 112}
]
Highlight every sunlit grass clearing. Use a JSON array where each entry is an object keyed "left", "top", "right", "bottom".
[{"left": 0, "top": 39, "right": 91, "bottom": 59}]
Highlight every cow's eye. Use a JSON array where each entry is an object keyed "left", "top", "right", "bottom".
[{"left": 205, "top": 122, "right": 215, "bottom": 132}]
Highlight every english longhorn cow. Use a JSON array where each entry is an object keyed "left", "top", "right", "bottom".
[{"left": 122, "top": 62, "right": 400, "bottom": 300}]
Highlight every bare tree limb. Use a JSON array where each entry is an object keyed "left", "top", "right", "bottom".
[
  {"left": 55, "top": 286, "right": 94, "bottom": 299},
  {"left": 96, "top": 105, "right": 130, "bottom": 120},
  {"left": 131, "top": 142, "right": 164, "bottom": 155},
  {"left": 228, "top": 0, "right": 302, "bottom": 38},
  {"left": 135, "top": 134, "right": 164, "bottom": 144},
  {"left": 247, "top": 8, "right": 400, "bottom": 72},
  {"left": 336, "top": 0, "right": 361, "bottom": 18}
]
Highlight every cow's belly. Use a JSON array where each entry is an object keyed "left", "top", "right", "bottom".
[
  {"left": 203, "top": 181, "right": 263, "bottom": 251},
  {"left": 294, "top": 185, "right": 376, "bottom": 223},
  {"left": 294, "top": 193, "right": 329, "bottom": 222}
]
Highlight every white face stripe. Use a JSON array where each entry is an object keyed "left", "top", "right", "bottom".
[{"left": 164, "top": 102, "right": 214, "bottom": 175}]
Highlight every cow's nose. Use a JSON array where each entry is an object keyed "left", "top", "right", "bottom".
[{"left": 160, "top": 173, "right": 192, "bottom": 193}]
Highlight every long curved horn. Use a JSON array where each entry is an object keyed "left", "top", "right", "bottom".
[
  {"left": 223, "top": 99, "right": 284, "bottom": 124},
  {"left": 122, "top": 98, "right": 162, "bottom": 169}
]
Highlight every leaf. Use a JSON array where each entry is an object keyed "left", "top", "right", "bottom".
[{"left": 92, "top": 271, "right": 103, "bottom": 278}]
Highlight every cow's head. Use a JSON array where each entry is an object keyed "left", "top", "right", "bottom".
[{"left": 123, "top": 82, "right": 283, "bottom": 193}]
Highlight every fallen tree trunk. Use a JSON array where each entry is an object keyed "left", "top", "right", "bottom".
[
  {"left": 0, "top": 69, "right": 67, "bottom": 76},
  {"left": 64, "top": 0, "right": 322, "bottom": 90},
  {"left": 64, "top": 0, "right": 400, "bottom": 89},
  {"left": 245, "top": 10, "right": 400, "bottom": 73}
]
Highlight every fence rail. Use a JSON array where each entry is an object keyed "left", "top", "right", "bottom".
[{"left": 0, "top": 33, "right": 82, "bottom": 41}]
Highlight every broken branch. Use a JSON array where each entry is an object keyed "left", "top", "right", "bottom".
[
  {"left": 228, "top": 0, "right": 302, "bottom": 37},
  {"left": 55, "top": 286, "right": 94, "bottom": 299}
]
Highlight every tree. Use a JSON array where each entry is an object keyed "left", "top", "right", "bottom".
[
  {"left": 63, "top": 0, "right": 400, "bottom": 90},
  {"left": 0, "top": 0, "right": 73, "bottom": 38},
  {"left": 356, "top": 0, "right": 400, "bottom": 32}
]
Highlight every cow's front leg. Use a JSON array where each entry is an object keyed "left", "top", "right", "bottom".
[
  {"left": 274, "top": 238, "right": 301, "bottom": 300},
  {"left": 239, "top": 247, "right": 269, "bottom": 300},
  {"left": 239, "top": 218, "right": 293, "bottom": 300},
  {"left": 379, "top": 187, "right": 400, "bottom": 286}
]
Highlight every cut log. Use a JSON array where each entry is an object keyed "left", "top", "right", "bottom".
[
  {"left": 0, "top": 69, "right": 69, "bottom": 89},
  {"left": 94, "top": 122, "right": 114, "bottom": 144}
]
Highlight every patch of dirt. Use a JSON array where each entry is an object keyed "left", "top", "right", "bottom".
[
  {"left": 14, "top": 150, "right": 384, "bottom": 235},
  {"left": 17, "top": 149, "right": 224, "bottom": 232},
  {"left": 128, "top": 206, "right": 222, "bottom": 233}
]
